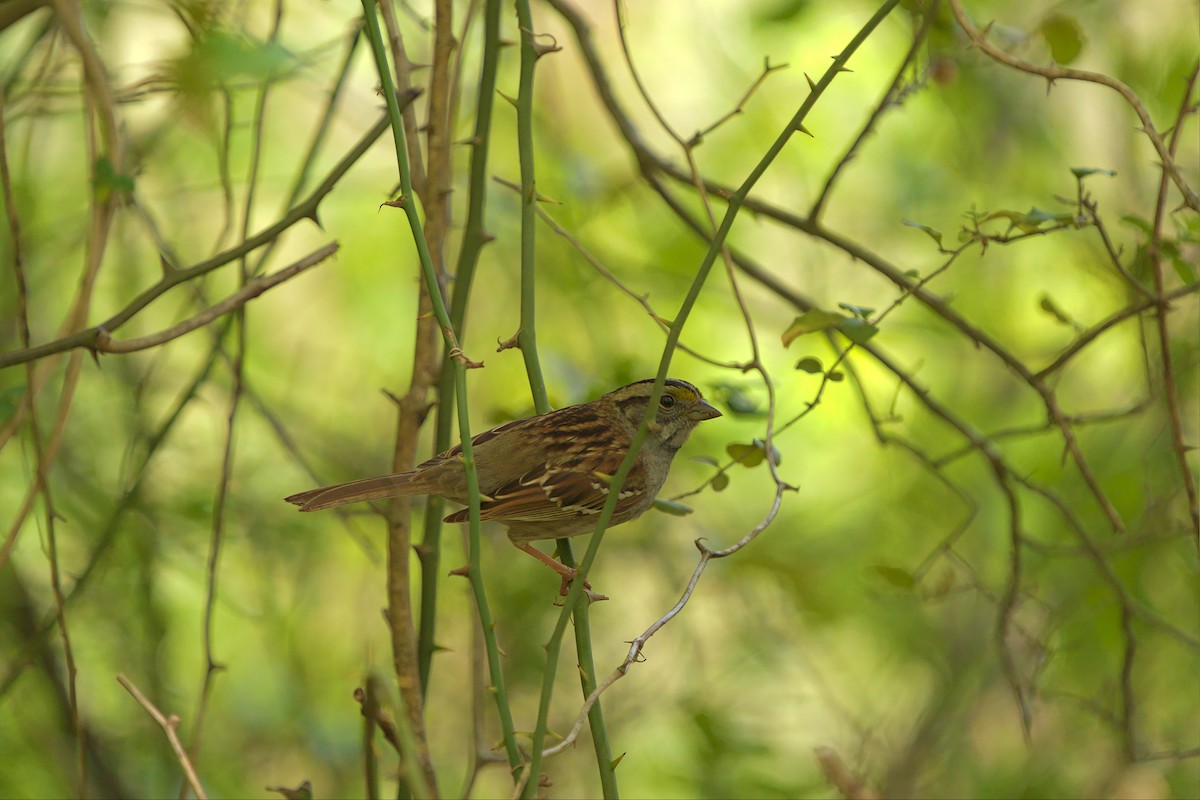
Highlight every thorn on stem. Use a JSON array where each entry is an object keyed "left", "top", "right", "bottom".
[
  {"left": 381, "top": 195, "right": 408, "bottom": 210},
  {"left": 449, "top": 347, "right": 484, "bottom": 369}
]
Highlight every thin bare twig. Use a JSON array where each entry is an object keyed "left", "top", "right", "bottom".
[
  {"left": 93, "top": 243, "right": 339, "bottom": 354},
  {"left": 117, "top": 675, "right": 208, "bottom": 800}
]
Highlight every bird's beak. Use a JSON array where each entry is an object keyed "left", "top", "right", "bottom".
[{"left": 690, "top": 400, "right": 722, "bottom": 421}]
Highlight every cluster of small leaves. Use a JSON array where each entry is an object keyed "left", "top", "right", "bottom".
[
  {"left": 905, "top": 167, "right": 1118, "bottom": 252},
  {"left": 781, "top": 303, "right": 879, "bottom": 349},
  {"left": 795, "top": 356, "right": 844, "bottom": 383},
  {"left": 692, "top": 436, "right": 780, "bottom": 495},
  {"left": 781, "top": 302, "right": 877, "bottom": 385}
]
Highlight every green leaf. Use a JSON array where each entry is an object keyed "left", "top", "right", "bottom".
[
  {"left": 1169, "top": 254, "right": 1196, "bottom": 284},
  {"left": 1019, "top": 207, "right": 1074, "bottom": 229},
  {"left": 1040, "top": 13, "right": 1085, "bottom": 65},
  {"left": 990, "top": 206, "right": 1074, "bottom": 233},
  {"left": 870, "top": 565, "right": 916, "bottom": 590},
  {"left": 904, "top": 268, "right": 921, "bottom": 278},
  {"left": 1164, "top": 241, "right": 1198, "bottom": 283},
  {"left": 1120, "top": 214, "right": 1153, "bottom": 235},
  {"left": 265, "top": 782, "right": 313, "bottom": 800},
  {"left": 1039, "top": 294, "right": 1074, "bottom": 326},
  {"left": 726, "top": 439, "right": 780, "bottom": 468},
  {"left": 172, "top": 29, "right": 296, "bottom": 95},
  {"left": 691, "top": 455, "right": 720, "bottom": 467},
  {"left": 838, "top": 302, "right": 875, "bottom": 319},
  {"left": 836, "top": 316, "right": 879, "bottom": 345},
  {"left": 92, "top": 157, "right": 135, "bottom": 196},
  {"left": 0, "top": 385, "right": 25, "bottom": 422},
  {"left": 1070, "top": 166, "right": 1116, "bottom": 179},
  {"left": 781, "top": 309, "right": 845, "bottom": 347},
  {"left": 726, "top": 442, "right": 764, "bottom": 467},
  {"left": 983, "top": 209, "right": 1024, "bottom": 224},
  {"left": 902, "top": 218, "right": 944, "bottom": 247},
  {"left": 652, "top": 498, "right": 694, "bottom": 516},
  {"left": 711, "top": 472, "right": 730, "bottom": 492},
  {"left": 795, "top": 356, "right": 824, "bottom": 374},
  {"left": 827, "top": 370, "right": 845, "bottom": 382},
  {"left": 753, "top": 437, "right": 782, "bottom": 467},
  {"left": 1178, "top": 215, "right": 1200, "bottom": 243}
]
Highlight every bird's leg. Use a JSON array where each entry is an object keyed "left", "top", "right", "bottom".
[{"left": 511, "top": 541, "right": 608, "bottom": 602}]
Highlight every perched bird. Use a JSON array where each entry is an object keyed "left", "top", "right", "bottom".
[{"left": 286, "top": 378, "right": 721, "bottom": 599}]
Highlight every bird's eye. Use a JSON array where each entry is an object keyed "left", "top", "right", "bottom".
[{"left": 659, "top": 394, "right": 676, "bottom": 409}]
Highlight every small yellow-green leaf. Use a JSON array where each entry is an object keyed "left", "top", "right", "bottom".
[
  {"left": 837, "top": 316, "right": 879, "bottom": 345},
  {"left": 752, "top": 437, "right": 782, "bottom": 466},
  {"left": 795, "top": 356, "right": 824, "bottom": 374},
  {"left": 1120, "top": 214, "right": 1153, "bottom": 235},
  {"left": 871, "top": 565, "right": 916, "bottom": 590},
  {"left": 1070, "top": 166, "right": 1116, "bottom": 179},
  {"left": 726, "top": 442, "right": 765, "bottom": 467},
  {"left": 902, "top": 219, "right": 943, "bottom": 247},
  {"left": 1039, "top": 294, "right": 1074, "bottom": 326},
  {"left": 827, "top": 370, "right": 845, "bottom": 382},
  {"left": 1040, "top": 13, "right": 1084, "bottom": 65},
  {"left": 652, "top": 498, "right": 694, "bottom": 516},
  {"left": 1016, "top": 207, "right": 1073, "bottom": 232},
  {"left": 691, "top": 455, "right": 720, "bottom": 467},
  {"left": 838, "top": 302, "right": 875, "bottom": 319},
  {"left": 983, "top": 209, "right": 1024, "bottom": 224},
  {"left": 711, "top": 472, "right": 730, "bottom": 492},
  {"left": 265, "top": 782, "right": 313, "bottom": 800},
  {"left": 1167, "top": 247, "right": 1198, "bottom": 284},
  {"left": 93, "top": 157, "right": 135, "bottom": 196},
  {"left": 782, "top": 309, "right": 845, "bottom": 347}
]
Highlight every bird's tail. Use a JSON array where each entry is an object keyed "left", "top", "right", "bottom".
[{"left": 285, "top": 472, "right": 422, "bottom": 511}]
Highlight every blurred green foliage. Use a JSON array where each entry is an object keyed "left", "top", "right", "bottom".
[{"left": 1, "top": 0, "right": 1197, "bottom": 798}]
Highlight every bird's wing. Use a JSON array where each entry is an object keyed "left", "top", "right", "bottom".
[{"left": 443, "top": 446, "right": 646, "bottom": 524}]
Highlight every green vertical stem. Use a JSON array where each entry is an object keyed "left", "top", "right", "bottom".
[
  {"left": 418, "top": 0, "right": 504, "bottom": 697},
  {"left": 514, "top": 0, "right": 548, "bottom": 406},
  {"left": 522, "top": 0, "right": 902, "bottom": 793},
  {"left": 513, "top": 0, "right": 617, "bottom": 795},
  {"left": 361, "top": 0, "right": 522, "bottom": 785}
]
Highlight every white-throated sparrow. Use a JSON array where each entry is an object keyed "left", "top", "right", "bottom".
[{"left": 286, "top": 379, "right": 721, "bottom": 597}]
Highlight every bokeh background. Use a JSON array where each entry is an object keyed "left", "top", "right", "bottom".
[{"left": 1, "top": 0, "right": 1197, "bottom": 798}]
